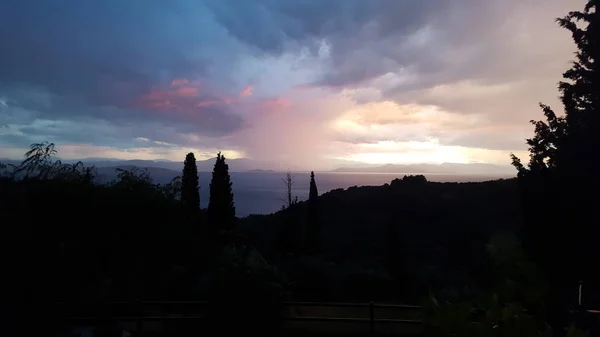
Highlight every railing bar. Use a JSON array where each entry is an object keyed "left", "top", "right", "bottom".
[
  {"left": 373, "top": 303, "right": 421, "bottom": 309},
  {"left": 286, "top": 317, "right": 370, "bottom": 322},
  {"left": 284, "top": 302, "right": 373, "bottom": 307},
  {"left": 65, "top": 316, "right": 206, "bottom": 320},
  {"left": 140, "top": 301, "right": 209, "bottom": 305},
  {"left": 374, "top": 318, "right": 422, "bottom": 324},
  {"left": 56, "top": 301, "right": 421, "bottom": 308},
  {"left": 64, "top": 316, "right": 423, "bottom": 324}
]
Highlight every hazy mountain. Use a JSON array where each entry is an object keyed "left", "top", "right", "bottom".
[
  {"left": 332, "top": 162, "right": 515, "bottom": 175},
  {"left": 320, "top": 158, "right": 381, "bottom": 171},
  {"left": 58, "top": 157, "right": 278, "bottom": 172},
  {"left": 2, "top": 156, "right": 515, "bottom": 176},
  {"left": 93, "top": 166, "right": 181, "bottom": 184}
]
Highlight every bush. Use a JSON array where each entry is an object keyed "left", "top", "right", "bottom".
[{"left": 204, "top": 244, "right": 290, "bottom": 336}]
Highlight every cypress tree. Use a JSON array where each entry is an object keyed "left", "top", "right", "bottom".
[
  {"left": 181, "top": 152, "right": 200, "bottom": 214},
  {"left": 306, "top": 171, "right": 319, "bottom": 254},
  {"left": 207, "top": 152, "right": 236, "bottom": 237}
]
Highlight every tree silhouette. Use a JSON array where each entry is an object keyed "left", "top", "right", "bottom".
[
  {"left": 306, "top": 171, "right": 320, "bottom": 254},
  {"left": 181, "top": 152, "right": 200, "bottom": 214},
  {"left": 280, "top": 171, "right": 298, "bottom": 210},
  {"left": 511, "top": 0, "right": 600, "bottom": 332},
  {"left": 207, "top": 152, "right": 236, "bottom": 237}
]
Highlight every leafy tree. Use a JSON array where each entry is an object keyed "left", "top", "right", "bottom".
[
  {"left": 207, "top": 152, "right": 236, "bottom": 237},
  {"left": 13, "top": 141, "right": 58, "bottom": 179},
  {"left": 161, "top": 176, "right": 182, "bottom": 200},
  {"left": 115, "top": 167, "right": 152, "bottom": 185},
  {"left": 423, "top": 233, "right": 550, "bottom": 337},
  {"left": 181, "top": 152, "right": 200, "bottom": 213},
  {"left": 306, "top": 171, "right": 320, "bottom": 254},
  {"left": 403, "top": 174, "right": 428, "bottom": 184},
  {"left": 7, "top": 142, "right": 95, "bottom": 182},
  {"left": 511, "top": 0, "right": 600, "bottom": 332}
]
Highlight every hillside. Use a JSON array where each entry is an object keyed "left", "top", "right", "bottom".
[{"left": 239, "top": 176, "right": 520, "bottom": 301}]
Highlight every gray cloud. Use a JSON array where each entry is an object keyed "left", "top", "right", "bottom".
[{"left": 205, "top": 0, "right": 460, "bottom": 87}]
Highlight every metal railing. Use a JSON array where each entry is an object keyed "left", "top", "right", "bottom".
[{"left": 56, "top": 300, "right": 423, "bottom": 335}]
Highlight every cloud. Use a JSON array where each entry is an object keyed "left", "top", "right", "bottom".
[
  {"left": 0, "top": 0, "right": 587, "bottom": 169},
  {"left": 0, "top": 0, "right": 247, "bottom": 133},
  {"left": 240, "top": 86, "right": 254, "bottom": 98}
]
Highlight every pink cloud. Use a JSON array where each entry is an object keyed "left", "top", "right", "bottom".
[
  {"left": 175, "top": 86, "right": 199, "bottom": 97},
  {"left": 134, "top": 77, "right": 245, "bottom": 132},
  {"left": 171, "top": 78, "right": 189, "bottom": 87},
  {"left": 240, "top": 85, "right": 253, "bottom": 98},
  {"left": 258, "top": 97, "right": 292, "bottom": 113},
  {"left": 138, "top": 78, "right": 212, "bottom": 111},
  {"left": 195, "top": 99, "right": 223, "bottom": 108}
]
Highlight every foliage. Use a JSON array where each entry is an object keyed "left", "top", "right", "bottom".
[
  {"left": 239, "top": 178, "right": 519, "bottom": 301},
  {"left": 403, "top": 174, "right": 428, "bottom": 183},
  {"left": 424, "top": 233, "right": 548, "bottom": 337},
  {"left": 160, "top": 175, "right": 182, "bottom": 200},
  {"left": 5, "top": 142, "right": 96, "bottom": 182},
  {"left": 207, "top": 152, "right": 236, "bottom": 238},
  {"left": 510, "top": 4, "right": 600, "bottom": 329},
  {"left": 566, "top": 324, "right": 589, "bottom": 337},
  {"left": 424, "top": 292, "right": 544, "bottom": 337},
  {"left": 181, "top": 152, "right": 200, "bottom": 213},
  {"left": 115, "top": 166, "right": 152, "bottom": 185},
  {"left": 0, "top": 143, "right": 197, "bottom": 304},
  {"left": 205, "top": 244, "right": 290, "bottom": 335}
]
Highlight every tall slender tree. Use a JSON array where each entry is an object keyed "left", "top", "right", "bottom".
[
  {"left": 280, "top": 171, "right": 298, "bottom": 210},
  {"left": 511, "top": 0, "right": 600, "bottom": 331},
  {"left": 181, "top": 152, "right": 200, "bottom": 214},
  {"left": 306, "top": 171, "right": 320, "bottom": 254},
  {"left": 207, "top": 152, "right": 236, "bottom": 237}
]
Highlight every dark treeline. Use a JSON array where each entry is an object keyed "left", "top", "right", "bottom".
[{"left": 1, "top": 1, "right": 599, "bottom": 336}]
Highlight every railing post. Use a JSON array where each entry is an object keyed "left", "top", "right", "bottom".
[
  {"left": 578, "top": 280, "right": 583, "bottom": 308},
  {"left": 136, "top": 299, "right": 143, "bottom": 337},
  {"left": 369, "top": 301, "right": 374, "bottom": 335}
]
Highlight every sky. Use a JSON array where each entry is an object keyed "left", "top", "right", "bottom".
[{"left": 0, "top": 0, "right": 584, "bottom": 170}]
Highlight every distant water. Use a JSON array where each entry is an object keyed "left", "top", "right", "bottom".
[{"left": 199, "top": 172, "right": 514, "bottom": 217}]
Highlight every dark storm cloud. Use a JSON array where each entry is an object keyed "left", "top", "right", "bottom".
[
  {"left": 204, "top": 0, "right": 441, "bottom": 51},
  {"left": 0, "top": 0, "right": 464, "bottom": 146},
  {"left": 0, "top": 0, "right": 244, "bottom": 136},
  {"left": 205, "top": 0, "right": 460, "bottom": 87}
]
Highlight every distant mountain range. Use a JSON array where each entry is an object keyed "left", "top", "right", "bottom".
[
  {"left": 1, "top": 157, "right": 515, "bottom": 177},
  {"left": 75, "top": 157, "right": 276, "bottom": 172},
  {"left": 332, "top": 162, "right": 515, "bottom": 175}
]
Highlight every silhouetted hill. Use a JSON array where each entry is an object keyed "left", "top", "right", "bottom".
[{"left": 239, "top": 177, "right": 520, "bottom": 301}]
